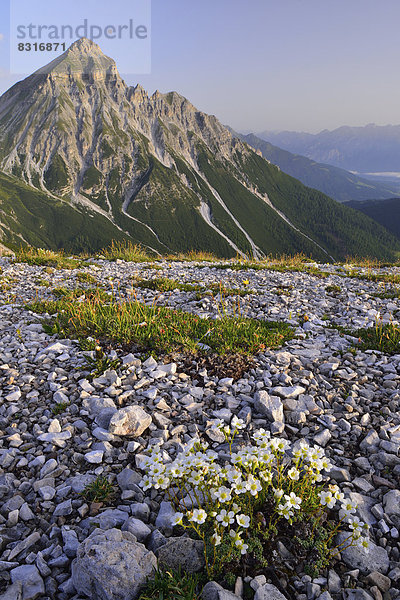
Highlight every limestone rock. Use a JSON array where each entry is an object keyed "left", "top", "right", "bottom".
[{"left": 72, "top": 528, "right": 156, "bottom": 600}]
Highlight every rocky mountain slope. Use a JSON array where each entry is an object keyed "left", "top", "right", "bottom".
[
  {"left": 259, "top": 124, "right": 400, "bottom": 173},
  {"left": 0, "top": 255, "right": 399, "bottom": 599},
  {"left": 236, "top": 132, "right": 400, "bottom": 203},
  {"left": 0, "top": 38, "right": 400, "bottom": 260}
]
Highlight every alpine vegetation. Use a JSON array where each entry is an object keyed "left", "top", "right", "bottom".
[{"left": 139, "top": 422, "right": 370, "bottom": 579}]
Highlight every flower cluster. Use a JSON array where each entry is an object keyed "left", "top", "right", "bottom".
[{"left": 138, "top": 419, "right": 369, "bottom": 575}]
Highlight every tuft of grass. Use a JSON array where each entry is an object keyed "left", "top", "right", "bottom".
[
  {"left": 14, "top": 247, "right": 85, "bottom": 269},
  {"left": 139, "top": 567, "right": 203, "bottom": 600},
  {"left": 325, "top": 284, "right": 341, "bottom": 295},
  {"left": 135, "top": 277, "right": 197, "bottom": 293},
  {"left": 165, "top": 250, "right": 219, "bottom": 262},
  {"left": 51, "top": 402, "right": 69, "bottom": 415},
  {"left": 355, "top": 321, "right": 400, "bottom": 354},
  {"left": 75, "top": 271, "right": 98, "bottom": 284},
  {"left": 27, "top": 291, "right": 293, "bottom": 357},
  {"left": 374, "top": 287, "right": 400, "bottom": 300},
  {"left": 101, "top": 240, "right": 153, "bottom": 263},
  {"left": 81, "top": 476, "right": 115, "bottom": 503}
]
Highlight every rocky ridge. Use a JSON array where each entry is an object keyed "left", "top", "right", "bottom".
[{"left": 0, "top": 256, "right": 399, "bottom": 600}]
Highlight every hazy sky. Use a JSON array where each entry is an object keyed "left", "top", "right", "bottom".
[{"left": 0, "top": 0, "right": 399, "bottom": 133}]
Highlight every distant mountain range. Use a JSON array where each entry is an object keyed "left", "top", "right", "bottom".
[
  {"left": 258, "top": 124, "right": 400, "bottom": 174},
  {"left": 231, "top": 132, "right": 399, "bottom": 203},
  {"left": 0, "top": 38, "right": 399, "bottom": 261}
]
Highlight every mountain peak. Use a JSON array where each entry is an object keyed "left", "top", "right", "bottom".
[{"left": 33, "top": 37, "right": 117, "bottom": 79}]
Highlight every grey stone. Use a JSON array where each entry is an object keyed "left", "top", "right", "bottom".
[
  {"left": 8, "top": 532, "right": 40, "bottom": 561},
  {"left": 272, "top": 385, "right": 306, "bottom": 399},
  {"left": 155, "top": 501, "right": 175, "bottom": 534},
  {"left": 314, "top": 429, "right": 331, "bottom": 447},
  {"left": 108, "top": 406, "right": 152, "bottom": 436},
  {"left": 117, "top": 467, "right": 141, "bottom": 491},
  {"left": 62, "top": 526, "right": 80, "bottom": 558},
  {"left": 254, "top": 391, "right": 284, "bottom": 422},
  {"left": 131, "top": 502, "right": 150, "bottom": 522},
  {"left": 348, "top": 492, "right": 378, "bottom": 526},
  {"left": 10, "top": 565, "right": 44, "bottom": 600},
  {"left": 91, "top": 508, "right": 129, "bottom": 530},
  {"left": 147, "top": 529, "right": 166, "bottom": 553},
  {"left": 336, "top": 532, "right": 389, "bottom": 574},
  {"left": 202, "top": 581, "right": 241, "bottom": 600},
  {"left": 53, "top": 499, "right": 72, "bottom": 517},
  {"left": 122, "top": 517, "right": 151, "bottom": 542},
  {"left": 383, "top": 489, "right": 400, "bottom": 517},
  {"left": 0, "top": 583, "right": 23, "bottom": 600},
  {"left": 156, "top": 537, "right": 205, "bottom": 573},
  {"left": 254, "top": 583, "right": 287, "bottom": 600},
  {"left": 343, "top": 590, "right": 374, "bottom": 600},
  {"left": 366, "top": 571, "right": 391, "bottom": 593},
  {"left": 72, "top": 528, "right": 156, "bottom": 600}
]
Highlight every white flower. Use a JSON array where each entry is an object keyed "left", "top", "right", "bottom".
[
  {"left": 188, "top": 508, "right": 207, "bottom": 524},
  {"left": 170, "top": 512, "right": 184, "bottom": 526},
  {"left": 233, "top": 480, "right": 248, "bottom": 495},
  {"left": 231, "top": 415, "right": 246, "bottom": 430},
  {"left": 237, "top": 540, "right": 248, "bottom": 554},
  {"left": 216, "top": 509, "right": 235, "bottom": 527},
  {"left": 211, "top": 532, "right": 221, "bottom": 546},
  {"left": 273, "top": 488, "right": 284, "bottom": 501},
  {"left": 139, "top": 476, "right": 152, "bottom": 491},
  {"left": 284, "top": 492, "right": 302, "bottom": 510},
  {"left": 319, "top": 490, "right": 336, "bottom": 509},
  {"left": 288, "top": 467, "right": 300, "bottom": 481},
  {"left": 277, "top": 503, "right": 293, "bottom": 520},
  {"left": 356, "top": 537, "right": 370, "bottom": 553},
  {"left": 153, "top": 475, "right": 170, "bottom": 490},
  {"left": 236, "top": 514, "right": 250, "bottom": 528},
  {"left": 247, "top": 476, "right": 262, "bottom": 496},
  {"left": 214, "top": 486, "right": 232, "bottom": 503},
  {"left": 340, "top": 499, "right": 357, "bottom": 514}
]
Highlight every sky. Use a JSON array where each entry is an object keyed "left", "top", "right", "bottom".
[{"left": 0, "top": 0, "right": 399, "bottom": 133}]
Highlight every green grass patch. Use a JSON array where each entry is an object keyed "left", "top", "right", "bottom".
[
  {"left": 14, "top": 247, "right": 85, "bottom": 269},
  {"left": 374, "top": 287, "right": 400, "bottom": 300},
  {"left": 101, "top": 240, "right": 154, "bottom": 262},
  {"left": 139, "top": 567, "right": 203, "bottom": 600},
  {"left": 325, "top": 284, "right": 342, "bottom": 295},
  {"left": 355, "top": 321, "right": 400, "bottom": 354},
  {"left": 75, "top": 271, "right": 98, "bottom": 284},
  {"left": 27, "top": 292, "right": 293, "bottom": 356},
  {"left": 81, "top": 476, "right": 115, "bottom": 503}
]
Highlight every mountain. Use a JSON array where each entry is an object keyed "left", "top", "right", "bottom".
[
  {"left": 258, "top": 124, "right": 400, "bottom": 174},
  {"left": 346, "top": 198, "right": 400, "bottom": 240},
  {"left": 233, "top": 132, "right": 399, "bottom": 203},
  {"left": 0, "top": 38, "right": 399, "bottom": 261}
]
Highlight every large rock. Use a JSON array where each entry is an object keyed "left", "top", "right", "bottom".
[
  {"left": 156, "top": 536, "right": 205, "bottom": 573},
  {"left": 108, "top": 406, "right": 151, "bottom": 436},
  {"left": 383, "top": 489, "right": 400, "bottom": 517},
  {"left": 254, "top": 391, "right": 284, "bottom": 422},
  {"left": 336, "top": 532, "right": 389, "bottom": 574},
  {"left": 254, "top": 584, "right": 287, "bottom": 600},
  {"left": 72, "top": 528, "right": 156, "bottom": 600},
  {"left": 0, "top": 583, "right": 22, "bottom": 600},
  {"left": 202, "top": 581, "right": 241, "bottom": 600},
  {"left": 10, "top": 565, "right": 44, "bottom": 600}
]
